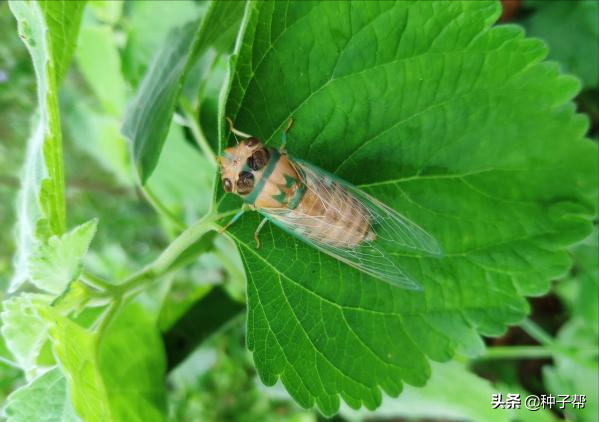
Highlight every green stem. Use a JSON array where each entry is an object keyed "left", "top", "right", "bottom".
[
  {"left": 480, "top": 346, "right": 557, "bottom": 360},
  {"left": 81, "top": 271, "right": 114, "bottom": 292},
  {"left": 479, "top": 345, "right": 599, "bottom": 360},
  {"left": 519, "top": 319, "right": 555, "bottom": 346},
  {"left": 498, "top": 319, "right": 599, "bottom": 365},
  {"left": 92, "top": 298, "right": 122, "bottom": 336},
  {"left": 141, "top": 185, "right": 185, "bottom": 231},
  {"left": 180, "top": 97, "right": 217, "bottom": 168},
  {"left": 115, "top": 210, "right": 236, "bottom": 295}
]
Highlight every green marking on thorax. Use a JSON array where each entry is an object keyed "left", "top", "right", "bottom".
[
  {"left": 288, "top": 183, "right": 307, "bottom": 210},
  {"left": 243, "top": 148, "right": 280, "bottom": 205},
  {"left": 271, "top": 191, "right": 286, "bottom": 204},
  {"left": 284, "top": 174, "right": 297, "bottom": 188}
]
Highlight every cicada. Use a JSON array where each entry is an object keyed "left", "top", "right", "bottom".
[{"left": 218, "top": 119, "right": 442, "bottom": 290}]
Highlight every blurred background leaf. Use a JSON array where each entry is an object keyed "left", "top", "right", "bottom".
[{"left": 523, "top": 0, "right": 598, "bottom": 90}]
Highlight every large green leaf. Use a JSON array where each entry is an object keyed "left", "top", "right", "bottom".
[
  {"left": 122, "top": 0, "right": 245, "bottom": 183},
  {"left": 8, "top": 0, "right": 86, "bottom": 291},
  {"left": 37, "top": 303, "right": 168, "bottom": 422},
  {"left": 218, "top": 0, "right": 598, "bottom": 415}
]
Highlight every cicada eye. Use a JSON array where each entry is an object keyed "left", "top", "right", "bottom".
[
  {"left": 236, "top": 171, "right": 255, "bottom": 195},
  {"left": 247, "top": 148, "right": 270, "bottom": 171},
  {"left": 245, "top": 137, "right": 259, "bottom": 147},
  {"left": 223, "top": 178, "right": 233, "bottom": 193}
]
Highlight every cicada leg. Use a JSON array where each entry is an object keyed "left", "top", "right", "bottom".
[
  {"left": 280, "top": 117, "right": 294, "bottom": 154},
  {"left": 254, "top": 217, "right": 269, "bottom": 249},
  {"left": 219, "top": 206, "right": 250, "bottom": 234},
  {"left": 225, "top": 116, "right": 252, "bottom": 142}
]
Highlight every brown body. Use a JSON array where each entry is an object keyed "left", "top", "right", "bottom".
[
  {"left": 275, "top": 167, "right": 375, "bottom": 247},
  {"left": 219, "top": 138, "right": 373, "bottom": 248}
]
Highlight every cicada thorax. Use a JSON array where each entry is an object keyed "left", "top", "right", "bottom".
[{"left": 250, "top": 151, "right": 306, "bottom": 209}]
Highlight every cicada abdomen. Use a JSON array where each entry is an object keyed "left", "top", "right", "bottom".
[
  {"left": 267, "top": 162, "right": 376, "bottom": 247},
  {"left": 218, "top": 133, "right": 441, "bottom": 290}
]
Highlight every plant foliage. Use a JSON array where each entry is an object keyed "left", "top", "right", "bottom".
[{"left": 0, "top": 0, "right": 597, "bottom": 420}]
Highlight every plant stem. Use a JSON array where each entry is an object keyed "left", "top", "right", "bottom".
[
  {"left": 519, "top": 318, "right": 597, "bottom": 365},
  {"left": 180, "top": 97, "right": 217, "bottom": 168},
  {"left": 81, "top": 271, "right": 114, "bottom": 292},
  {"left": 116, "top": 210, "right": 236, "bottom": 295},
  {"left": 519, "top": 319, "right": 554, "bottom": 346},
  {"left": 92, "top": 298, "right": 122, "bottom": 337},
  {"left": 480, "top": 346, "right": 557, "bottom": 360},
  {"left": 140, "top": 185, "right": 185, "bottom": 231},
  {"left": 479, "top": 345, "right": 599, "bottom": 360}
]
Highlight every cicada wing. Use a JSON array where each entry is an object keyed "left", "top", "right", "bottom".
[{"left": 260, "top": 158, "right": 442, "bottom": 290}]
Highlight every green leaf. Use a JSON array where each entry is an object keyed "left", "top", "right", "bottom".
[
  {"left": 339, "top": 361, "right": 510, "bottom": 422},
  {"left": 121, "top": 0, "right": 205, "bottom": 85},
  {"left": 88, "top": 0, "right": 122, "bottom": 26},
  {"left": 219, "top": 1, "right": 598, "bottom": 415},
  {"left": 543, "top": 319, "right": 598, "bottom": 422},
  {"left": 62, "top": 96, "right": 133, "bottom": 187},
  {"left": 555, "top": 226, "right": 598, "bottom": 330},
  {"left": 122, "top": 0, "right": 245, "bottom": 183},
  {"left": 523, "top": 0, "right": 599, "bottom": 89},
  {"left": 0, "top": 295, "right": 52, "bottom": 376},
  {"left": 75, "top": 23, "right": 127, "bottom": 115},
  {"left": 544, "top": 227, "right": 599, "bottom": 422},
  {"left": 2, "top": 367, "right": 80, "bottom": 422},
  {"left": 8, "top": 0, "right": 86, "bottom": 291},
  {"left": 28, "top": 219, "right": 97, "bottom": 295},
  {"left": 36, "top": 1, "right": 87, "bottom": 83},
  {"left": 37, "top": 303, "right": 168, "bottom": 422}
]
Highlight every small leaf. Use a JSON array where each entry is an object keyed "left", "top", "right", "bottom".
[
  {"left": 122, "top": 0, "right": 245, "bottom": 183},
  {"left": 544, "top": 227, "right": 599, "bottom": 422},
  {"left": 2, "top": 367, "right": 80, "bottom": 422},
  {"left": 36, "top": 1, "right": 87, "bottom": 83},
  {"left": 0, "top": 295, "right": 52, "bottom": 376},
  {"left": 555, "top": 226, "right": 598, "bottom": 328},
  {"left": 28, "top": 219, "right": 98, "bottom": 295},
  {"left": 37, "top": 303, "right": 168, "bottom": 422},
  {"left": 543, "top": 319, "right": 598, "bottom": 422},
  {"left": 8, "top": 0, "right": 86, "bottom": 291},
  {"left": 220, "top": 1, "right": 598, "bottom": 414}
]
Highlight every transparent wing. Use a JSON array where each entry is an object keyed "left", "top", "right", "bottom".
[{"left": 260, "top": 158, "right": 442, "bottom": 290}]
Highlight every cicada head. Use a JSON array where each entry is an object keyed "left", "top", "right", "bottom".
[{"left": 218, "top": 137, "right": 271, "bottom": 197}]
